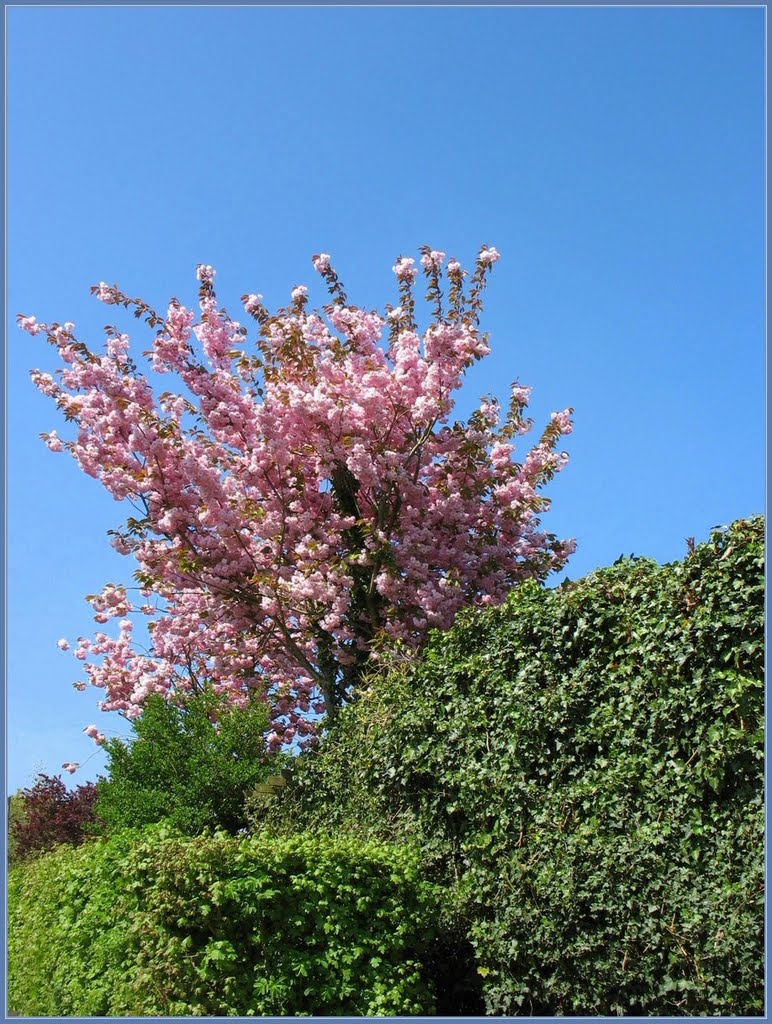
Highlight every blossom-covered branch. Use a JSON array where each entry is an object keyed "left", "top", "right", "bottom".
[{"left": 21, "top": 246, "right": 574, "bottom": 748}]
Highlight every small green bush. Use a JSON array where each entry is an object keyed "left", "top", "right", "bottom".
[
  {"left": 264, "top": 516, "right": 765, "bottom": 1016},
  {"left": 96, "top": 688, "right": 280, "bottom": 835},
  {"left": 8, "top": 826, "right": 439, "bottom": 1017}
]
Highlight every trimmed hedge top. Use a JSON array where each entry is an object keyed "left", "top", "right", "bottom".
[{"left": 8, "top": 827, "right": 440, "bottom": 1017}]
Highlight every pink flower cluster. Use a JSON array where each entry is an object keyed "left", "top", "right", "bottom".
[
  {"left": 393, "top": 257, "right": 418, "bottom": 281},
  {"left": 196, "top": 264, "right": 216, "bottom": 284},
  {"left": 478, "top": 247, "right": 501, "bottom": 266},
  {"left": 421, "top": 250, "right": 446, "bottom": 272},
  {"left": 23, "top": 248, "right": 574, "bottom": 746}
]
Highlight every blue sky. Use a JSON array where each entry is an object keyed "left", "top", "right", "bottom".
[{"left": 7, "top": 6, "right": 765, "bottom": 792}]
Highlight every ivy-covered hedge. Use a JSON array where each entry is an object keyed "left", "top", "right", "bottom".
[
  {"left": 263, "top": 516, "right": 765, "bottom": 1016},
  {"left": 8, "top": 827, "right": 440, "bottom": 1017},
  {"left": 9, "top": 519, "right": 764, "bottom": 1017}
]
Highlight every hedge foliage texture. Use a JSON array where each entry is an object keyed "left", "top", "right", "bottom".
[
  {"left": 264, "top": 516, "right": 765, "bottom": 1016},
  {"left": 9, "top": 518, "right": 763, "bottom": 1016},
  {"left": 8, "top": 827, "right": 439, "bottom": 1016}
]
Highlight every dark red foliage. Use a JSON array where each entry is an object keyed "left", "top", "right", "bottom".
[{"left": 10, "top": 774, "right": 100, "bottom": 862}]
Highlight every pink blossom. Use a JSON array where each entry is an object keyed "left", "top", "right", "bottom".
[
  {"left": 30, "top": 371, "right": 58, "bottom": 397},
  {"left": 17, "top": 314, "right": 43, "bottom": 335},
  {"left": 421, "top": 250, "right": 446, "bottom": 272},
  {"left": 84, "top": 724, "right": 106, "bottom": 745},
  {"left": 43, "top": 431, "right": 64, "bottom": 453},
  {"left": 291, "top": 286, "right": 308, "bottom": 302},
  {"left": 393, "top": 257, "right": 418, "bottom": 281},
  {"left": 95, "top": 282, "right": 118, "bottom": 304},
  {"left": 106, "top": 334, "right": 130, "bottom": 360},
  {"left": 24, "top": 246, "right": 574, "bottom": 746},
  {"left": 551, "top": 409, "right": 574, "bottom": 434},
  {"left": 478, "top": 246, "right": 501, "bottom": 266},
  {"left": 57, "top": 638, "right": 70, "bottom": 651},
  {"left": 196, "top": 264, "right": 215, "bottom": 284},
  {"left": 478, "top": 398, "right": 500, "bottom": 427},
  {"left": 62, "top": 762, "right": 79, "bottom": 774}
]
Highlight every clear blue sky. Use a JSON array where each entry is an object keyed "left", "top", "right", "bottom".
[{"left": 7, "top": 6, "right": 765, "bottom": 792}]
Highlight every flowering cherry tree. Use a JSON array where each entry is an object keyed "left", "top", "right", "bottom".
[{"left": 21, "top": 246, "right": 574, "bottom": 748}]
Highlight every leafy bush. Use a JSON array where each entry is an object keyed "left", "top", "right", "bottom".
[
  {"left": 7, "top": 792, "right": 27, "bottom": 866},
  {"left": 262, "top": 516, "right": 765, "bottom": 1016},
  {"left": 8, "top": 826, "right": 439, "bottom": 1017},
  {"left": 96, "top": 688, "right": 280, "bottom": 835},
  {"left": 8, "top": 773, "right": 99, "bottom": 865},
  {"left": 7, "top": 829, "right": 139, "bottom": 1015}
]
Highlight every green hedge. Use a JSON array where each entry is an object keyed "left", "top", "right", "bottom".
[
  {"left": 8, "top": 827, "right": 440, "bottom": 1016},
  {"left": 263, "top": 516, "right": 765, "bottom": 1015}
]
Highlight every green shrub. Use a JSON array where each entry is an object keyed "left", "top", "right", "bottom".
[
  {"left": 7, "top": 791, "right": 27, "bottom": 866},
  {"left": 96, "top": 688, "right": 281, "bottom": 835},
  {"left": 8, "top": 829, "right": 140, "bottom": 1015},
  {"left": 8, "top": 826, "right": 439, "bottom": 1017},
  {"left": 263, "top": 516, "right": 765, "bottom": 1016}
]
